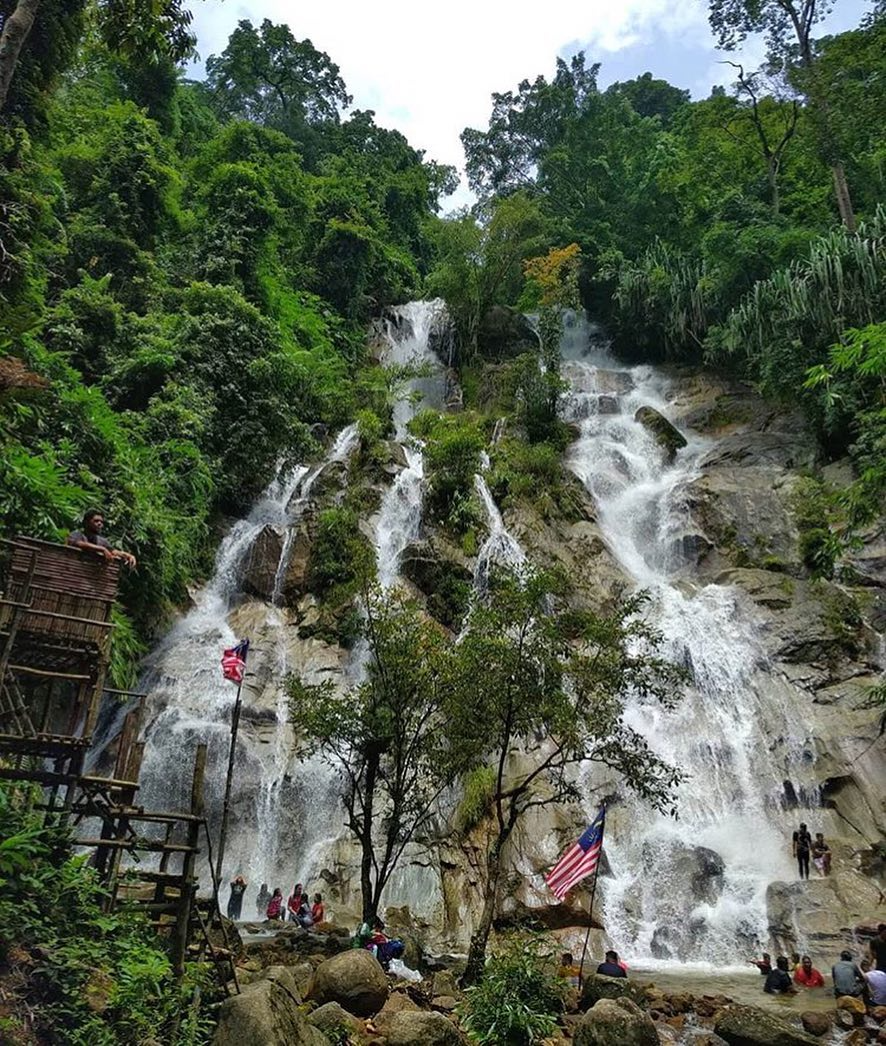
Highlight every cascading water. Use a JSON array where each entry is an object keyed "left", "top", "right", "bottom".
[
  {"left": 373, "top": 300, "right": 448, "bottom": 589},
  {"left": 473, "top": 473, "right": 526, "bottom": 594},
  {"left": 562, "top": 315, "right": 811, "bottom": 966},
  {"left": 135, "top": 425, "right": 358, "bottom": 892}
]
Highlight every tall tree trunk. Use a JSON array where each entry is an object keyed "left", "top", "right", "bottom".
[
  {"left": 360, "top": 749, "right": 380, "bottom": 923},
  {"left": 831, "top": 161, "right": 856, "bottom": 233},
  {"left": 0, "top": 0, "right": 41, "bottom": 112},
  {"left": 462, "top": 836, "right": 504, "bottom": 986},
  {"left": 767, "top": 157, "right": 780, "bottom": 217}
]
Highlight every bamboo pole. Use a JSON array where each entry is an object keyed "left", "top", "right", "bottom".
[{"left": 214, "top": 676, "right": 244, "bottom": 886}]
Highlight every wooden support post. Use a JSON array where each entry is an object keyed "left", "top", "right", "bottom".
[
  {"left": 215, "top": 677, "right": 244, "bottom": 886},
  {"left": 172, "top": 744, "right": 205, "bottom": 979}
]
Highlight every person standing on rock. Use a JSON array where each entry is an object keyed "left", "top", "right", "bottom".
[
  {"left": 794, "top": 955, "right": 825, "bottom": 988},
  {"left": 792, "top": 823, "right": 813, "bottom": 880},
  {"left": 227, "top": 875, "right": 247, "bottom": 921},
  {"left": 763, "top": 956, "right": 796, "bottom": 994},
  {"left": 831, "top": 950, "right": 865, "bottom": 997},
  {"left": 596, "top": 950, "right": 627, "bottom": 979},
  {"left": 870, "top": 923, "right": 886, "bottom": 970},
  {"left": 255, "top": 882, "right": 270, "bottom": 918}
]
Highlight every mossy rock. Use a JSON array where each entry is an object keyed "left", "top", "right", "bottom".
[{"left": 634, "top": 406, "right": 687, "bottom": 461}]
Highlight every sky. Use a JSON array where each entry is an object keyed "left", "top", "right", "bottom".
[{"left": 189, "top": 0, "right": 871, "bottom": 207}]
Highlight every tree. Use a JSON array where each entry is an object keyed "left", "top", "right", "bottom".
[
  {"left": 205, "top": 18, "right": 351, "bottom": 166},
  {"left": 605, "top": 72, "right": 690, "bottom": 127},
  {"left": 453, "top": 569, "right": 685, "bottom": 984},
  {"left": 461, "top": 53, "right": 600, "bottom": 199},
  {"left": 0, "top": 0, "right": 42, "bottom": 112},
  {"left": 721, "top": 63, "right": 799, "bottom": 215},
  {"left": 520, "top": 243, "right": 581, "bottom": 441},
  {"left": 708, "top": 0, "right": 856, "bottom": 229},
  {"left": 287, "top": 589, "right": 469, "bottom": 923},
  {"left": 426, "top": 192, "right": 547, "bottom": 358}
]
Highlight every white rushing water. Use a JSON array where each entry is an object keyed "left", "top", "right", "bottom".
[
  {"left": 134, "top": 426, "right": 358, "bottom": 893},
  {"left": 562, "top": 314, "right": 810, "bottom": 966},
  {"left": 374, "top": 300, "right": 448, "bottom": 589}
]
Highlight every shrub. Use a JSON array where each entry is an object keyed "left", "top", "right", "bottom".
[
  {"left": 459, "top": 932, "right": 567, "bottom": 1045},
  {"left": 409, "top": 410, "right": 485, "bottom": 530},
  {"left": 309, "top": 507, "right": 374, "bottom": 595}
]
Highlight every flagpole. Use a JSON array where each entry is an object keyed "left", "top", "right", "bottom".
[
  {"left": 577, "top": 857, "right": 602, "bottom": 992},
  {"left": 215, "top": 673, "right": 244, "bottom": 886}
]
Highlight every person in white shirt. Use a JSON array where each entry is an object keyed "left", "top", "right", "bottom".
[{"left": 862, "top": 958, "right": 886, "bottom": 1006}]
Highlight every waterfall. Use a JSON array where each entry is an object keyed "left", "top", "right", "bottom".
[
  {"left": 562, "top": 317, "right": 810, "bottom": 966},
  {"left": 473, "top": 473, "right": 526, "bottom": 594},
  {"left": 135, "top": 427, "right": 358, "bottom": 895},
  {"left": 374, "top": 300, "right": 447, "bottom": 590}
]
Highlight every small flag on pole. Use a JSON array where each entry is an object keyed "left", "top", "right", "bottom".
[
  {"left": 221, "top": 639, "right": 249, "bottom": 683},
  {"left": 545, "top": 807, "right": 605, "bottom": 900}
]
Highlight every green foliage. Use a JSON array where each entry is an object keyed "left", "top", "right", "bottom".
[
  {"left": 309, "top": 506, "right": 374, "bottom": 597},
  {"left": 790, "top": 476, "right": 842, "bottom": 578},
  {"left": 288, "top": 588, "right": 471, "bottom": 921},
  {"left": 456, "top": 765, "right": 496, "bottom": 834},
  {"left": 459, "top": 933, "right": 566, "bottom": 1045},
  {"left": 0, "top": 782, "right": 216, "bottom": 1044},
  {"left": 409, "top": 410, "right": 486, "bottom": 531},
  {"left": 488, "top": 438, "right": 579, "bottom": 520}
]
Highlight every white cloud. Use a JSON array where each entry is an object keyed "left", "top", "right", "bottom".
[{"left": 191, "top": 0, "right": 715, "bottom": 182}]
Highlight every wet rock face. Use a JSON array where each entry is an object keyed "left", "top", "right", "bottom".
[
  {"left": 634, "top": 405, "right": 688, "bottom": 461},
  {"left": 476, "top": 304, "right": 539, "bottom": 360},
  {"left": 238, "top": 525, "right": 283, "bottom": 600}
]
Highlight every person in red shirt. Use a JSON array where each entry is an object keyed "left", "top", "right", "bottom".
[
  {"left": 311, "top": 892, "right": 325, "bottom": 924},
  {"left": 794, "top": 954, "right": 825, "bottom": 988}
]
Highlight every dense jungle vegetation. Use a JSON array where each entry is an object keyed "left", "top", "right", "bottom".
[{"left": 1, "top": 1, "right": 884, "bottom": 681}]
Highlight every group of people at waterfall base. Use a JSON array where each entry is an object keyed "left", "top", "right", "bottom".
[
  {"left": 792, "top": 822, "right": 832, "bottom": 879},
  {"left": 226, "top": 877, "right": 406, "bottom": 970},
  {"left": 749, "top": 927, "right": 886, "bottom": 1005}
]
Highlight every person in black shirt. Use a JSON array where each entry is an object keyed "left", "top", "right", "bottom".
[
  {"left": 764, "top": 955, "right": 797, "bottom": 994},
  {"left": 871, "top": 923, "right": 886, "bottom": 971},
  {"left": 596, "top": 950, "right": 627, "bottom": 978},
  {"left": 792, "top": 823, "right": 812, "bottom": 880},
  {"left": 227, "top": 875, "right": 247, "bottom": 920},
  {"left": 67, "top": 508, "right": 136, "bottom": 568}
]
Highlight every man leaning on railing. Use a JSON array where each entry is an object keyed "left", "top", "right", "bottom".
[{"left": 66, "top": 509, "right": 136, "bottom": 569}]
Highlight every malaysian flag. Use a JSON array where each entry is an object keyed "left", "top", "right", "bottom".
[
  {"left": 545, "top": 807, "right": 605, "bottom": 900},
  {"left": 221, "top": 639, "right": 249, "bottom": 684}
]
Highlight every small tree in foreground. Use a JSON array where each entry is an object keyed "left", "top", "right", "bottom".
[
  {"left": 287, "top": 588, "right": 465, "bottom": 922},
  {"left": 454, "top": 568, "right": 686, "bottom": 985}
]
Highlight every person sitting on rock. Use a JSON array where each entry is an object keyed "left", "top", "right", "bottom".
[
  {"left": 297, "top": 896, "right": 314, "bottom": 929},
  {"left": 559, "top": 951, "right": 581, "bottom": 987},
  {"left": 748, "top": 951, "right": 772, "bottom": 975},
  {"left": 832, "top": 950, "right": 865, "bottom": 998},
  {"left": 812, "top": 833, "right": 831, "bottom": 876},
  {"left": 367, "top": 917, "right": 404, "bottom": 971},
  {"left": 287, "top": 882, "right": 303, "bottom": 923},
  {"left": 596, "top": 950, "right": 627, "bottom": 979},
  {"left": 763, "top": 955, "right": 797, "bottom": 994},
  {"left": 311, "top": 892, "right": 325, "bottom": 925},
  {"left": 266, "top": 887, "right": 284, "bottom": 920},
  {"left": 794, "top": 954, "right": 825, "bottom": 988},
  {"left": 870, "top": 923, "right": 886, "bottom": 971},
  {"left": 862, "top": 958, "right": 886, "bottom": 1006},
  {"left": 67, "top": 508, "right": 137, "bottom": 568}
]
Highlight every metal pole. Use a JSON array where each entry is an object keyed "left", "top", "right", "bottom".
[
  {"left": 577, "top": 859, "right": 602, "bottom": 992},
  {"left": 214, "top": 676, "right": 244, "bottom": 886}
]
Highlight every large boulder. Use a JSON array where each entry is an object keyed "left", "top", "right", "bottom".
[
  {"left": 373, "top": 991, "right": 422, "bottom": 1036},
  {"left": 574, "top": 997, "right": 660, "bottom": 1046},
  {"left": 238, "top": 525, "right": 283, "bottom": 599},
  {"left": 307, "top": 1001, "right": 363, "bottom": 1038},
  {"left": 385, "top": 1010, "right": 462, "bottom": 1046},
  {"left": 213, "top": 978, "right": 327, "bottom": 1046},
  {"left": 477, "top": 304, "right": 539, "bottom": 359},
  {"left": 581, "top": 974, "right": 649, "bottom": 1010},
  {"left": 307, "top": 949, "right": 389, "bottom": 1017},
  {"left": 713, "top": 1003, "right": 820, "bottom": 1046},
  {"left": 634, "top": 406, "right": 687, "bottom": 461}
]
